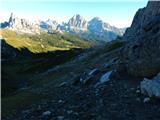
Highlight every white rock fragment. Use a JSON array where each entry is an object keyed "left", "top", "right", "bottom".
[
  {"left": 94, "top": 70, "right": 113, "bottom": 88},
  {"left": 140, "top": 73, "right": 160, "bottom": 98},
  {"left": 42, "top": 111, "right": 51, "bottom": 116},
  {"left": 88, "top": 68, "right": 99, "bottom": 76},
  {"left": 67, "top": 110, "right": 73, "bottom": 114},
  {"left": 100, "top": 71, "right": 113, "bottom": 83},
  {"left": 136, "top": 90, "right": 141, "bottom": 94},
  {"left": 143, "top": 97, "right": 150, "bottom": 103}
]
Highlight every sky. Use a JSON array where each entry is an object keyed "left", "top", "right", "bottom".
[{"left": 0, "top": 0, "right": 148, "bottom": 28}]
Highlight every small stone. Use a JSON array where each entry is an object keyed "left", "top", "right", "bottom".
[
  {"left": 57, "top": 116, "right": 64, "bottom": 120},
  {"left": 42, "top": 111, "right": 51, "bottom": 116},
  {"left": 143, "top": 97, "right": 150, "bottom": 103},
  {"left": 136, "top": 90, "right": 141, "bottom": 94},
  {"left": 67, "top": 110, "right": 73, "bottom": 114},
  {"left": 73, "top": 112, "right": 79, "bottom": 116},
  {"left": 80, "top": 78, "right": 83, "bottom": 82},
  {"left": 58, "top": 100, "right": 63, "bottom": 103}
]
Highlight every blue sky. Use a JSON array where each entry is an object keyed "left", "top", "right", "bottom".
[{"left": 0, "top": 0, "right": 148, "bottom": 28}]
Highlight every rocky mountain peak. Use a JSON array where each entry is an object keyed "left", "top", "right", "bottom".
[
  {"left": 91, "top": 17, "right": 102, "bottom": 22},
  {"left": 88, "top": 17, "right": 104, "bottom": 32},
  {"left": 6, "top": 13, "right": 40, "bottom": 33},
  {"left": 1, "top": 13, "right": 125, "bottom": 41},
  {"left": 88, "top": 17, "right": 117, "bottom": 33},
  {"left": 68, "top": 14, "right": 87, "bottom": 29},
  {"left": 9, "top": 13, "right": 16, "bottom": 23}
]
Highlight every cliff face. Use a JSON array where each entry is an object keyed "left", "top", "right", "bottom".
[
  {"left": 124, "top": 1, "right": 160, "bottom": 41},
  {"left": 121, "top": 1, "right": 160, "bottom": 77}
]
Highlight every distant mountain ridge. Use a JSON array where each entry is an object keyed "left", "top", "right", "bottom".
[{"left": 1, "top": 13, "right": 126, "bottom": 41}]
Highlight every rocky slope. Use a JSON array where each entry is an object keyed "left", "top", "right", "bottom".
[
  {"left": 2, "top": 1, "right": 160, "bottom": 120},
  {"left": 2, "top": 38, "right": 160, "bottom": 120},
  {"left": 121, "top": 1, "right": 160, "bottom": 77},
  {"left": 1, "top": 14, "right": 124, "bottom": 41}
]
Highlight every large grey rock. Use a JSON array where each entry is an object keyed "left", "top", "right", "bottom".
[
  {"left": 121, "top": 1, "right": 160, "bottom": 77},
  {"left": 140, "top": 73, "right": 160, "bottom": 98}
]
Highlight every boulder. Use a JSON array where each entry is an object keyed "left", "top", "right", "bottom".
[{"left": 140, "top": 73, "right": 160, "bottom": 98}]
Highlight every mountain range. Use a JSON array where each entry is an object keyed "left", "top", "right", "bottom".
[{"left": 1, "top": 13, "right": 125, "bottom": 41}]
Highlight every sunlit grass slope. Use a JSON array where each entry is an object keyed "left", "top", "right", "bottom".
[{"left": 1, "top": 29, "right": 95, "bottom": 53}]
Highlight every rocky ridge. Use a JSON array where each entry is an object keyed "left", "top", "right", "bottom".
[
  {"left": 4, "top": 13, "right": 40, "bottom": 34},
  {"left": 1, "top": 13, "right": 124, "bottom": 41}
]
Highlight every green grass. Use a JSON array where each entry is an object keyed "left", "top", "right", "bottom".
[{"left": 1, "top": 29, "right": 95, "bottom": 53}]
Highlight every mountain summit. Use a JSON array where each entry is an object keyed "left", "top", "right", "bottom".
[
  {"left": 68, "top": 14, "right": 88, "bottom": 29},
  {"left": 8, "top": 13, "right": 40, "bottom": 33},
  {"left": 1, "top": 13, "right": 125, "bottom": 41}
]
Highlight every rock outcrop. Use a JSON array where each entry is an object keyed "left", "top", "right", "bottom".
[{"left": 121, "top": 1, "right": 160, "bottom": 77}]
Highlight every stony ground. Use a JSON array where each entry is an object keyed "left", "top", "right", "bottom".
[
  {"left": 2, "top": 41, "right": 160, "bottom": 120},
  {"left": 2, "top": 73, "right": 160, "bottom": 120}
]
